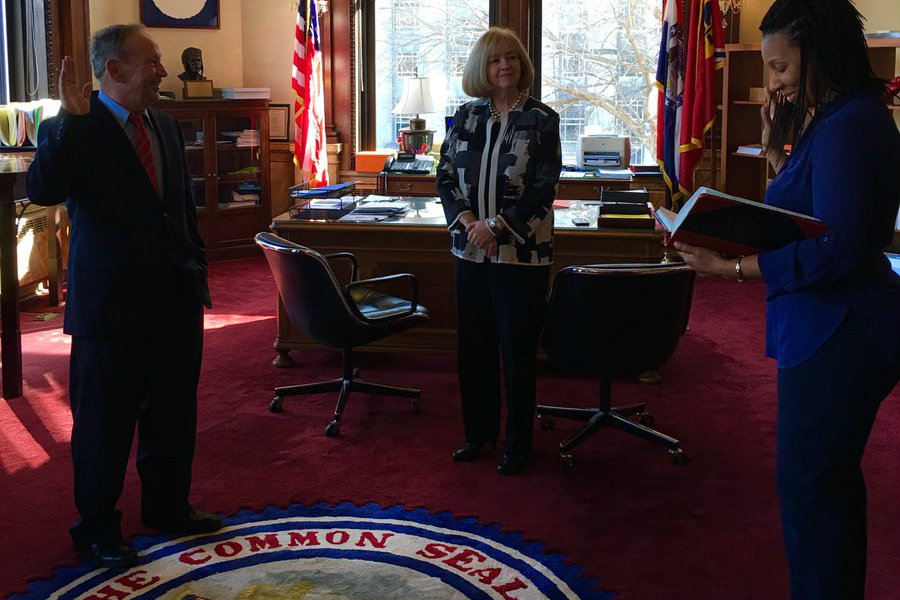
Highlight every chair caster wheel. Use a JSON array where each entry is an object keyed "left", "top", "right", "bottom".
[
  {"left": 352, "top": 368, "right": 360, "bottom": 378},
  {"left": 269, "top": 397, "right": 283, "bottom": 413},
  {"left": 670, "top": 449, "right": 689, "bottom": 465},
  {"left": 639, "top": 412, "right": 655, "bottom": 427},
  {"left": 539, "top": 416, "right": 555, "bottom": 430},
  {"left": 561, "top": 453, "right": 575, "bottom": 471},
  {"left": 411, "top": 398, "right": 420, "bottom": 414},
  {"left": 325, "top": 421, "right": 340, "bottom": 437}
]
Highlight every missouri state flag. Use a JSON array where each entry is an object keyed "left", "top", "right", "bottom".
[
  {"left": 677, "top": 0, "right": 725, "bottom": 198},
  {"left": 655, "top": 0, "right": 685, "bottom": 203},
  {"left": 292, "top": 0, "right": 329, "bottom": 187}
]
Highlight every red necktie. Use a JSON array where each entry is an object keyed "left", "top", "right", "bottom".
[{"left": 128, "top": 112, "right": 160, "bottom": 197}]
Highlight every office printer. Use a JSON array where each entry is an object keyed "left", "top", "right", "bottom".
[{"left": 576, "top": 135, "right": 631, "bottom": 170}]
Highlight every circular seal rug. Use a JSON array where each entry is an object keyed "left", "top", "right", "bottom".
[{"left": 16, "top": 503, "right": 613, "bottom": 600}]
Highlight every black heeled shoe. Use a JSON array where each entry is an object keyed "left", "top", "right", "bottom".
[
  {"left": 452, "top": 440, "right": 496, "bottom": 462},
  {"left": 497, "top": 454, "right": 528, "bottom": 475}
]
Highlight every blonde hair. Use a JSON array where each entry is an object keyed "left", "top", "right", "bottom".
[{"left": 461, "top": 27, "right": 534, "bottom": 98}]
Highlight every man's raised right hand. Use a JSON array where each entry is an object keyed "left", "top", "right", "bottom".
[{"left": 59, "top": 55, "right": 92, "bottom": 115}]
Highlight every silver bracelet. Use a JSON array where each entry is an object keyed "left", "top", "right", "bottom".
[{"left": 735, "top": 256, "right": 745, "bottom": 283}]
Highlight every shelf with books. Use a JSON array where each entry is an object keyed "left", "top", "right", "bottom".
[
  {"left": 720, "top": 39, "right": 900, "bottom": 207},
  {"left": 157, "top": 99, "right": 271, "bottom": 259}
]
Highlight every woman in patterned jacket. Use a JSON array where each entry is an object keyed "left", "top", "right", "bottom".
[{"left": 437, "top": 27, "right": 562, "bottom": 475}]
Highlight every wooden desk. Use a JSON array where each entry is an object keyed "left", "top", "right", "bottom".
[
  {"left": 377, "top": 171, "right": 669, "bottom": 208},
  {"left": 380, "top": 171, "right": 628, "bottom": 198},
  {"left": 269, "top": 199, "right": 663, "bottom": 365},
  {"left": 0, "top": 152, "right": 33, "bottom": 399}
]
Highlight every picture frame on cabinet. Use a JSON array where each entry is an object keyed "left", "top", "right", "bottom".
[
  {"left": 184, "top": 79, "right": 215, "bottom": 99},
  {"left": 269, "top": 104, "right": 291, "bottom": 141},
  {"left": 140, "top": 0, "right": 220, "bottom": 29}
]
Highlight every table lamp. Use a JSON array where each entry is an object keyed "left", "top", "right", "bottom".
[{"left": 392, "top": 76, "right": 441, "bottom": 155}]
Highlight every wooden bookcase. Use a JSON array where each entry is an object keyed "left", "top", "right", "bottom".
[
  {"left": 156, "top": 99, "right": 271, "bottom": 259},
  {"left": 720, "top": 39, "right": 900, "bottom": 206}
]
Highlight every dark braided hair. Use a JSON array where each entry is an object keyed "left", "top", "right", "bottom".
[{"left": 759, "top": 0, "right": 879, "bottom": 154}]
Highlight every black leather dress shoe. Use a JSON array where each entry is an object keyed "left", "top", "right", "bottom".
[
  {"left": 452, "top": 439, "right": 497, "bottom": 462},
  {"left": 77, "top": 540, "right": 139, "bottom": 569},
  {"left": 497, "top": 455, "right": 528, "bottom": 475},
  {"left": 143, "top": 509, "right": 223, "bottom": 535}
]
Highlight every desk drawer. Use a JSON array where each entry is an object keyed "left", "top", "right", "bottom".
[{"left": 383, "top": 177, "right": 438, "bottom": 197}]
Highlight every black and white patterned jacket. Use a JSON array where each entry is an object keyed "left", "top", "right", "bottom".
[{"left": 437, "top": 97, "right": 561, "bottom": 265}]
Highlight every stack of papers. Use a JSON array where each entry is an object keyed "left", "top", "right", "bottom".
[
  {"left": 338, "top": 196, "right": 410, "bottom": 222},
  {"left": 235, "top": 130, "right": 260, "bottom": 147},
  {"left": 595, "top": 168, "right": 633, "bottom": 181},
  {"left": 222, "top": 88, "right": 271, "bottom": 100},
  {"left": 307, "top": 198, "right": 350, "bottom": 209},
  {"left": 353, "top": 198, "right": 409, "bottom": 214}
]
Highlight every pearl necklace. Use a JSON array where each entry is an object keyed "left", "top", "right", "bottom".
[{"left": 489, "top": 90, "right": 529, "bottom": 121}]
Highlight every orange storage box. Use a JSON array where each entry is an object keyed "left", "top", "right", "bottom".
[{"left": 356, "top": 149, "right": 396, "bottom": 173}]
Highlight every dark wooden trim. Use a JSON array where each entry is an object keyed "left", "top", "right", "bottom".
[{"left": 48, "top": 0, "right": 91, "bottom": 98}]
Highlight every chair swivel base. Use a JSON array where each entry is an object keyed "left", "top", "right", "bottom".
[
  {"left": 271, "top": 376, "right": 420, "bottom": 437},
  {"left": 537, "top": 402, "right": 687, "bottom": 468}
]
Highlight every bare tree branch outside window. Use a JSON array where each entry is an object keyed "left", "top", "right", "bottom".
[
  {"left": 542, "top": 0, "right": 662, "bottom": 164},
  {"left": 369, "top": 0, "right": 661, "bottom": 163}
]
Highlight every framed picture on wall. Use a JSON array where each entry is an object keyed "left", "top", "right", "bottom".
[
  {"left": 140, "top": 0, "right": 220, "bottom": 29},
  {"left": 268, "top": 104, "right": 291, "bottom": 141}
]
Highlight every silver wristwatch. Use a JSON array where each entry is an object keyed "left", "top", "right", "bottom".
[{"left": 485, "top": 216, "right": 504, "bottom": 237}]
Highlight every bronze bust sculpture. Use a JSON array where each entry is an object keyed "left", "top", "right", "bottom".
[{"left": 177, "top": 47, "right": 206, "bottom": 81}]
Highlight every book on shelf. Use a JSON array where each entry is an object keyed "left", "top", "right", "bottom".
[
  {"left": 653, "top": 186, "right": 827, "bottom": 256},
  {"left": 735, "top": 143, "right": 765, "bottom": 156},
  {"left": 865, "top": 30, "right": 900, "bottom": 39},
  {"left": 231, "top": 191, "right": 260, "bottom": 204}
]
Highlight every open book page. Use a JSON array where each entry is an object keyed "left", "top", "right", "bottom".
[
  {"left": 653, "top": 206, "right": 677, "bottom": 233},
  {"left": 659, "top": 186, "right": 827, "bottom": 256}
]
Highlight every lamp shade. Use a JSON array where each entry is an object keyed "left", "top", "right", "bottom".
[{"left": 392, "top": 77, "right": 440, "bottom": 116}]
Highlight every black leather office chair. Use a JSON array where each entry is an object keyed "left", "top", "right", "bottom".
[
  {"left": 255, "top": 232, "right": 430, "bottom": 436},
  {"left": 536, "top": 263, "right": 695, "bottom": 468}
]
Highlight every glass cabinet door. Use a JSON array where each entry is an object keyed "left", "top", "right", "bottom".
[
  {"left": 174, "top": 116, "right": 208, "bottom": 211},
  {"left": 215, "top": 115, "right": 263, "bottom": 211}
]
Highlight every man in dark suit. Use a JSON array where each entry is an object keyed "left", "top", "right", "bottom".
[{"left": 27, "top": 23, "right": 221, "bottom": 568}]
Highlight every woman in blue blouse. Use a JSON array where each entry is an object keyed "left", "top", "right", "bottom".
[
  {"left": 675, "top": 1, "right": 900, "bottom": 597},
  {"left": 436, "top": 27, "right": 561, "bottom": 475}
]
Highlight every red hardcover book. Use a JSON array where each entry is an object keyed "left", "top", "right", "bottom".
[{"left": 653, "top": 186, "right": 827, "bottom": 256}]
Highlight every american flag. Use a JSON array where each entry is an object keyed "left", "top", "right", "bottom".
[{"left": 292, "top": 0, "right": 329, "bottom": 187}]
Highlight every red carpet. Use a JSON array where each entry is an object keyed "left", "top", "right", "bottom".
[{"left": 2, "top": 255, "right": 898, "bottom": 599}]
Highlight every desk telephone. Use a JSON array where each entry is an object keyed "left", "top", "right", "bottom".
[{"left": 384, "top": 152, "right": 434, "bottom": 175}]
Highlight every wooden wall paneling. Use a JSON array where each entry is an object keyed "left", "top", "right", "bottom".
[
  {"left": 322, "top": 0, "right": 352, "bottom": 159},
  {"left": 51, "top": 0, "right": 91, "bottom": 96},
  {"left": 270, "top": 141, "right": 297, "bottom": 219}
]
